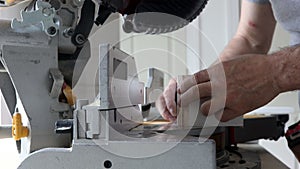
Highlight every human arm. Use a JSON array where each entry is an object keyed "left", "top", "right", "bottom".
[
  {"left": 179, "top": 45, "right": 300, "bottom": 122},
  {"left": 220, "top": 0, "right": 276, "bottom": 61},
  {"left": 156, "top": 0, "right": 277, "bottom": 121}
]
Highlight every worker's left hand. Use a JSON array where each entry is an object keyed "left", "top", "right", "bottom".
[
  {"left": 178, "top": 54, "right": 281, "bottom": 122},
  {"left": 156, "top": 78, "right": 177, "bottom": 122}
]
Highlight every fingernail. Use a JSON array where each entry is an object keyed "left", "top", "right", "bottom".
[
  {"left": 202, "top": 111, "right": 208, "bottom": 116},
  {"left": 170, "top": 117, "right": 176, "bottom": 122},
  {"left": 178, "top": 98, "right": 181, "bottom": 107}
]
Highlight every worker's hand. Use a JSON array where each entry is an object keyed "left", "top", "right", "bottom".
[
  {"left": 178, "top": 54, "right": 281, "bottom": 122},
  {"left": 156, "top": 78, "right": 177, "bottom": 122}
]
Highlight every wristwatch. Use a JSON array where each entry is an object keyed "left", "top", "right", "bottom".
[{"left": 286, "top": 120, "right": 300, "bottom": 148}]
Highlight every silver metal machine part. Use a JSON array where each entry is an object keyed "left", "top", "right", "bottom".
[
  {"left": 144, "top": 68, "right": 164, "bottom": 104},
  {"left": 11, "top": 0, "right": 81, "bottom": 54},
  {"left": 99, "top": 44, "right": 144, "bottom": 111},
  {"left": 15, "top": 44, "right": 217, "bottom": 169},
  {"left": 0, "top": 19, "right": 71, "bottom": 157},
  {"left": 17, "top": 139, "right": 216, "bottom": 169},
  {"left": 49, "top": 68, "right": 64, "bottom": 98},
  {"left": 0, "top": 63, "right": 16, "bottom": 116},
  {"left": 11, "top": 1, "right": 58, "bottom": 37},
  {"left": 0, "top": 125, "right": 12, "bottom": 139}
]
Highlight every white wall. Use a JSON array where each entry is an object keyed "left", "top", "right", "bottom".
[
  {"left": 187, "top": 0, "right": 239, "bottom": 72},
  {"left": 0, "top": 1, "right": 29, "bottom": 20}
]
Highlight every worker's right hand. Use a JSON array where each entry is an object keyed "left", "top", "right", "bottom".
[{"left": 156, "top": 78, "right": 177, "bottom": 122}]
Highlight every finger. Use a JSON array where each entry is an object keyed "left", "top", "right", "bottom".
[
  {"left": 161, "top": 109, "right": 176, "bottom": 122},
  {"left": 200, "top": 101, "right": 211, "bottom": 116},
  {"left": 177, "top": 75, "right": 197, "bottom": 94},
  {"left": 156, "top": 95, "right": 176, "bottom": 121},
  {"left": 200, "top": 98, "right": 225, "bottom": 117},
  {"left": 180, "top": 83, "right": 211, "bottom": 107},
  {"left": 163, "top": 79, "right": 177, "bottom": 116},
  {"left": 178, "top": 70, "right": 210, "bottom": 94},
  {"left": 164, "top": 95, "right": 177, "bottom": 117},
  {"left": 180, "top": 84, "right": 200, "bottom": 107},
  {"left": 194, "top": 70, "right": 210, "bottom": 84},
  {"left": 156, "top": 95, "right": 166, "bottom": 114},
  {"left": 200, "top": 97, "right": 211, "bottom": 105},
  {"left": 198, "top": 82, "right": 212, "bottom": 98},
  {"left": 213, "top": 110, "right": 224, "bottom": 122}
]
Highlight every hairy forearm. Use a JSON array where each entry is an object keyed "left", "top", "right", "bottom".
[
  {"left": 220, "top": 35, "right": 270, "bottom": 61},
  {"left": 271, "top": 45, "right": 300, "bottom": 92}
]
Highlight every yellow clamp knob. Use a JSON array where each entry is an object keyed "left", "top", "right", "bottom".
[
  {"left": 4, "top": 0, "right": 16, "bottom": 6},
  {"left": 12, "top": 113, "right": 29, "bottom": 141},
  {"left": 63, "top": 84, "right": 76, "bottom": 106}
]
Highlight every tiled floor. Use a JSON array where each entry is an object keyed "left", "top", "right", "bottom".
[{"left": 0, "top": 138, "right": 19, "bottom": 169}]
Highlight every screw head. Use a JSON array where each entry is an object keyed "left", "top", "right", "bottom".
[
  {"left": 103, "top": 160, "right": 112, "bottom": 168},
  {"left": 75, "top": 34, "right": 86, "bottom": 45},
  {"left": 63, "top": 28, "right": 75, "bottom": 38},
  {"left": 47, "top": 26, "right": 57, "bottom": 36},
  {"left": 72, "top": 0, "right": 84, "bottom": 7}
]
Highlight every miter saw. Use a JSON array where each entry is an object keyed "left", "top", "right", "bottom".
[{"left": 0, "top": 0, "right": 291, "bottom": 168}]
